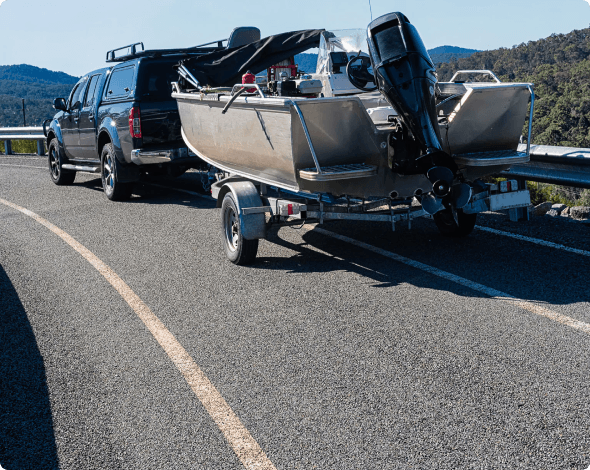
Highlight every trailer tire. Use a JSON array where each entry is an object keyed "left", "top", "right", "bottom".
[
  {"left": 221, "top": 192, "right": 258, "bottom": 265},
  {"left": 433, "top": 208, "right": 477, "bottom": 237},
  {"left": 48, "top": 139, "right": 75, "bottom": 185}
]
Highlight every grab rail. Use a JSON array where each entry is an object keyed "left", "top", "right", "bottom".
[
  {"left": 289, "top": 101, "right": 322, "bottom": 176},
  {"left": 450, "top": 70, "right": 501, "bottom": 83},
  {"left": 221, "top": 84, "right": 321, "bottom": 175},
  {"left": 526, "top": 85, "right": 535, "bottom": 157}
]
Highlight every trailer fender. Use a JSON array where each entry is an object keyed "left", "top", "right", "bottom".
[{"left": 218, "top": 181, "right": 266, "bottom": 240}]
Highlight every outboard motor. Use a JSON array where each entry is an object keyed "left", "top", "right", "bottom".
[{"left": 367, "top": 12, "right": 467, "bottom": 214}]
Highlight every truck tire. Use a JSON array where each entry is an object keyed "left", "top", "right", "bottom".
[
  {"left": 48, "top": 139, "right": 75, "bottom": 185},
  {"left": 101, "top": 143, "right": 133, "bottom": 201},
  {"left": 221, "top": 192, "right": 258, "bottom": 265},
  {"left": 433, "top": 208, "right": 477, "bottom": 237}
]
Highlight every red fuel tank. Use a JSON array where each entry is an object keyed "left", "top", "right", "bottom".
[{"left": 242, "top": 71, "right": 256, "bottom": 93}]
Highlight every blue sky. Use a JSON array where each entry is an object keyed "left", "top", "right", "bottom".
[{"left": 1, "top": 0, "right": 589, "bottom": 77}]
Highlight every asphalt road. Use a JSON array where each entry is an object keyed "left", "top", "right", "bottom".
[{"left": 1, "top": 154, "right": 589, "bottom": 470}]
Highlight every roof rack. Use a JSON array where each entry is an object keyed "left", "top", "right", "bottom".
[
  {"left": 105, "top": 27, "right": 261, "bottom": 63},
  {"left": 105, "top": 41, "right": 225, "bottom": 63}
]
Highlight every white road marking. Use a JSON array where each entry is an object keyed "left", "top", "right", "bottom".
[
  {"left": 149, "top": 182, "right": 590, "bottom": 334},
  {"left": 0, "top": 163, "right": 46, "bottom": 169},
  {"left": 0, "top": 197, "right": 277, "bottom": 470},
  {"left": 308, "top": 226, "right": 590, "bottom": 336},
  {"left": 0, "top": 154, "right": 46, "bottom": 159},
  {"left": 152, "top": 181, "right": 590, "bottom": 258},
  {"left": 476, "top": 225, "right": 590, "bottom": 258}
]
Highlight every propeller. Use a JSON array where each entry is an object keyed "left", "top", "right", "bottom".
[
  {"left": 421, "top": 192, "right": 443, "bottom": 215},
  {"left": 420, "top": 166, "right": 454, "bottom": 215},
  {"left": 420, "top": 167, "right": 473, "bottom": 215},
  {"left": 451, "top": 183, "right": 472, "bottom": 209}
]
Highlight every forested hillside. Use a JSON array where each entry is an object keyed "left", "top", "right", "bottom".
[
  {"left": 428, "top": 46, "right": 479, "bottom": 64},
  {"left": 0, "top": 65, "right": 78, "bottom": 127},
  {"left": 437, "top": 28, "right": 590, "bottom": 147}
]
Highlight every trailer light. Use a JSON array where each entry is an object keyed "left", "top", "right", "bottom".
[
  {"left": 288, "top": 204, "right": 293, "bottom": 215},
  {"left": 129, "top": 107, "right": 142, "bottom": 139}
]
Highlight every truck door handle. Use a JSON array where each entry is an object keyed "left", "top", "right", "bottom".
[{"left": 88, "top": 115, "right": 94, "bottom": 121}]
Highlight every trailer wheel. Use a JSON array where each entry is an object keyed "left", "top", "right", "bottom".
[
  {"left": 433, "top": 208, "right": 477, "bottom": 237},
  {"left": 221, "top": 192, "right": 259, "bottom": 265}
]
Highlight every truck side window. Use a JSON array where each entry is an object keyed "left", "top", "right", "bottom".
[
  {"left": 106, "top": 66, "right": 135, "bottom": 98},
  {"left": 68, "top": 78, "right": 87, "bottom": 111},
  {"left": 84, "top": 74, "right": 101, "bottom": 108}
]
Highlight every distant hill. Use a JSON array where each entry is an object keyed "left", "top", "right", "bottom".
[
  {"left": 0, "top": 64, "right": 79, "bottom": 85},
  {"left": 295, "top": 53, "right": 318, "bottom": 74},
  {"left": 428, "top": 46, "right": 480, "bottom": 64},
  {"left": 0, "top": 65, "right": 78, "bottom": 127},
  {"left": 295, "top": 46, "right": 479, "bottom": 74}
]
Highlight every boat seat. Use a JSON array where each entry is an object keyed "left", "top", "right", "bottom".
[{"left": 227, "top": 27, "right": 261, "bottom": 49}]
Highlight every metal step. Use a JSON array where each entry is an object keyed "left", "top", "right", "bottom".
[
  {"left": 62, "top": 164, "right": 100, "bottom": 173},
  {"left": 299, "top": 163, "right": 377, "bottom": 182},
  {"left": 453, "top": 150, "right": 529, "bottom": 167}
]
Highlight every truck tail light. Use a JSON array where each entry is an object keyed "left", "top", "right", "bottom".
[{"left": 129, "top": 107, "right": 142, "bottom": 138}]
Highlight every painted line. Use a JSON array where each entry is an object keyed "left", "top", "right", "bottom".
[
  {"left": 476, "top": 225, "right": 590, "bottom": 258},
  {"left": 0, "top": 197, "right": 277, "bottom": 470},
  {"left": 309, "top": 226, "right": 590, "bottom": 336},
  {"left": 145, "top": 183, "right": 590, "bottom": 334},
  {"left": 0, "top": 154, "right": 46, "bottom": 159},
  {"left": 0, "top": 163, "right": 46, "bottom": 169}
]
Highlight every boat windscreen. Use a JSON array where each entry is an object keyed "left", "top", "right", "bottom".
[
  {"left": 177, "top": 29, "right": 324, "bottom": 88},
  {"left": 316, "top": 29, "right": 369, "bottom": 74}
]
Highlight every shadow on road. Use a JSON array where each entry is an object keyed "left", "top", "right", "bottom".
[
  {"left": 103, "top": 172, "right": 589, "bottom": 307},
  {"left": 0, "top": 265, "right": 59, "bottom": 469},
  {"left": 73, "top": 173, "right": 216, "bottom": 210},
  {"left": 255, "top": 221, "right": 590, "bottom": 307}
]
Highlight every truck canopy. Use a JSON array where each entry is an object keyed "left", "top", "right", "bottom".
[{"left": 177, "top": 29, "right": 324, "bottom": 88}]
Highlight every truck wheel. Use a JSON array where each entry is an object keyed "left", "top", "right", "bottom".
[
  {"left": 433, "top": 208, "right": 477, "bottom": 237},
  {"left": 221, "top": 192, "right": 258, "bottom": 265},
  {"left": 101, "top": 143, "right": 133, "bottom": 201},
  {"left": 48, "top": 139, "right": 75, "bottom": 185}
]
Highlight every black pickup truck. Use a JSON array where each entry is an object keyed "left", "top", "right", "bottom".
[
  {"left": 45, "top": 44, "right": 218, "bottom": 200},
  {"left": 45, "top": 29, "right": 261, "bottom": 200}
]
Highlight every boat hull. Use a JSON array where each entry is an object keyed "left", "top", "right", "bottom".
[{"left": 174, "top": 92, "right": 433, "bottom": 198}]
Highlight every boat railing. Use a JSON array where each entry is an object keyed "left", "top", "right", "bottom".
[{"left": 449, "top": 70, "right": 501, "bottom": 83}]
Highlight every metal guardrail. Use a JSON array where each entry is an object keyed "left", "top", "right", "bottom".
[
  {"left": 1, "top": 127, "right": 589, "bottom": 190},
  {"left": 0, "top": 127, "right": 46, "bottom": 156},
  {"left": 501, "top": 144, "right": 590, "bottom": 190}
]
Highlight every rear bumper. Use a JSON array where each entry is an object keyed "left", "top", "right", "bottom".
[{"left": 130, "top": 147, "right": 198, "bottom": 165}]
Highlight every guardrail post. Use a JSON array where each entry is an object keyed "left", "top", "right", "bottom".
[
  {"left": 37, "top": 139, "right": 46, "bottom": 156},
  {"left": 509, "top": 179, "right": 530, "bottom": 222},
  {"left": 4, "top": 140, "right": 12, "bottom": 155}
]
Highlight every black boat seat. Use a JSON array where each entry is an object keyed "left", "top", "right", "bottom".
[{"left": 227, "top": 27, "right": 261, "bottom": 49}]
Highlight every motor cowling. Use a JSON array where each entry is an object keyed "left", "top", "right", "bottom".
[
  {"left": 368, "top": 12, "right": 471, "bottom": 215},
  {"left": 367, "top": 12, "right": 443, "bottom": 163}
]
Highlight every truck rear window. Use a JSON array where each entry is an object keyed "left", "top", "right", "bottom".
[
  {"left": 138, "top": 62, "right": 178, "bottom": 102},
  {"left": 106, "top": 66, "right": 135, "bottom": 98}
]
